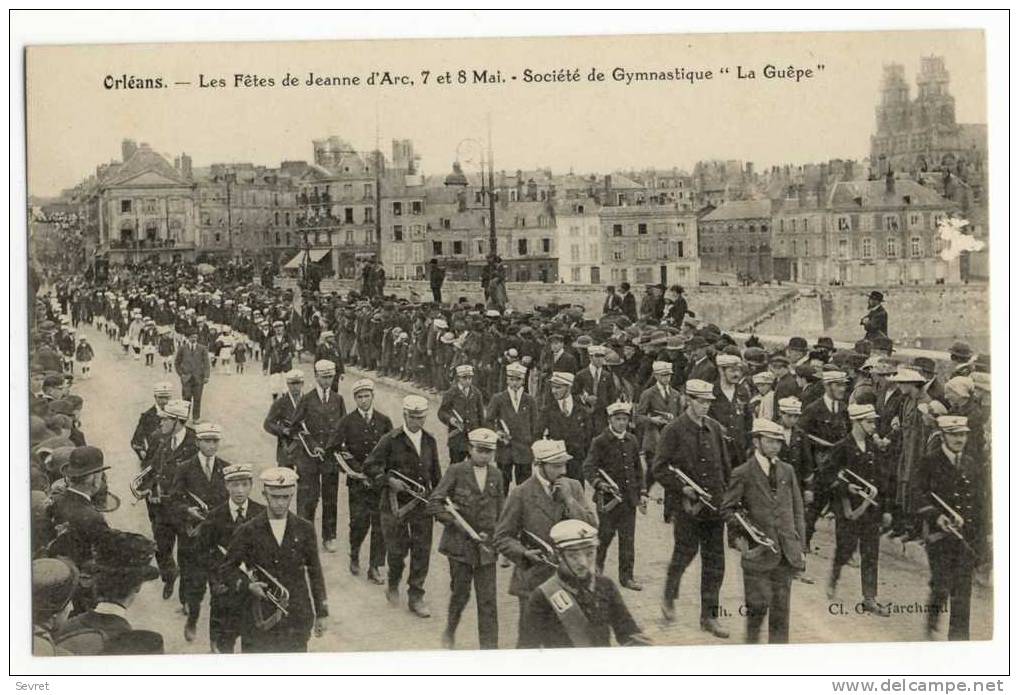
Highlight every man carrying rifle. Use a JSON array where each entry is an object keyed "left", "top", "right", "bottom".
[
  {"left": 199, "top": 463, "right": 264, "bottom": 653},
  {"left": 541, "top": 371, "right": 592, "bottom": 483},
  {"left": 634, "top": 360, "right": 683, "bottom": 497},
  {"left": 519, "top": 519, "right": 650, "bottom": 649},
  {"left": 288, "top": 360, "right": 347, "bottom": 552},
  {"left": 170, "top": 421, "right": 230, "bottom": 641},
  {"left": 912, "top": 415, "right": 988, "bottom": 640},
  {"left": 798, "top": 370, "right": 850, "bottom": 550},
  {"left": 427, "top": 428, "right": 504, "bottom": 649},
  {"left": 487, "top": 361, "right": 540, "bottom": 492},
  {"left": 583, "top": 401, "right": 647, "bottom": 591},
  {"left": 328, "top": 378, "right": 392, "bottom": 583},
  {"left": 653, "top": 378, "right": 731, "bottom": 638},
  {"left": 223, "top": 467, "right": 328, "bottom": 653},
  {"left": 825, "top": 404, "right": 893, "bottom": 616},
  {"left": 438, "top": 364, "right": 486, "bottom": 465},
  {"left": 721, "top": 418, "right": 806, "bottom": 644},
  {"left": 494, "top": 439, "right": 597, "bottom": 648},
  {"left": 130, "top": 381, "right": 173, "bottom": 464},
  {"left": 364, "top": 395, "right": 442, "bottom": 618},
  {"left": 262, "top": 370, "right": 304, "bottom": 468}
]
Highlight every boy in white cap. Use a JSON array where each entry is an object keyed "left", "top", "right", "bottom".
[
  {"left": 427, "top": 427, "right": 504, "bottom": 649},
  {"left": 130, "top": 382, "right": 174, "bottom": 464},
  {"left": 222, "top": 467, "right": 328, "bottom": 652},
  {"left": 825, "top": 404, "right": 893, "bottom": 616},
  {"left": 652, "top": 378, "right": 731, "bottom": 638},
  {"left": 438, "top": 363, "right": 486, "bottom": 464},
  {"left": 710, "top": 353, "right": 752, "bottom": 466},
  {"left": 364, "top": 395, "right": 442, "bottom": 618},
  {"left": 798, "top": 369, "right": 850, "bottom": 549},
  {"left": 330, "top": 378, "right": 393, "bottom": 582},
  {"left": 634, "top": 360, "right": 683, "bottom": 478},
  {"left": 541, "top": 371, "right": 592, "bottom": 482},
  {"left": 495, "top": 438, "right": 597, "bottom": 648},
  {"left": 202, "top": 463, "right": 265, "bottom": 653},
  {"left": 486, "top": 361, "right": 540, "bottom": 492},
  {"left": 573, "top": 344, "right": 620, "bottom": 434},
  {"left": 262, "top": 369, "right": 304, "bottom": 468},
  {"left": 171, "top": 421, "right": 231, "bottom": 640},
  {"left": 288, "top": 359, "right": 347, "bottom": 551},
  {"left": 518, "top": 519, "right": 649, "bottom": 648},
  {"left": 776, "top": 397, "right": 812, "bottom": 509},
  {"left": 721, "top": 418, "right": 806, "bottom": 643},
  {"left": 913, "top": 415, "right": 987, "bottom": 640},
  {"left": 583, "top": 401, "right": 647, "bottom": 591}
]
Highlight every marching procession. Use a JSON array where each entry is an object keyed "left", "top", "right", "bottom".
[{"left": 28, "top": 259, "right": 993, "bottom": 656}]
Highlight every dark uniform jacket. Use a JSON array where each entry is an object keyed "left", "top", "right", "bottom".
[
  {"left": 427, "top": 460, "right": 504, "bottom": 567},
  {"left": 799, "top": 397, "right": 849, "bottom": 484},
  {"left": 779, "top": 425, "right": 812, "bottom": 487},
  {"left": 364, "top": 427, "right": 442, "bottom": 516},
  {"left": 438, "top": 384, "right": 486, "bottom": 462},
  {"left": 911, "top": 446, "right": 988, "bottom": 554},
  {"left": 149, "top": 429, "right": 199, "bottom": 508},
  {"left": 224, "top": 512, "right": 328, "bottom": 642},
  {"left": 583, "top": 429, "right": 645, "bottom": 508},
  {"left": 721, "top": 454, "right": 806, "bottom": 573},
  {"left": 328, "top": 409, "right": 394, "bottom": 487},
  {"left": 572, "top": 365, "right": 619, "bottom": 434},
  {"left": 53, "top": 608, "right": 132, "bottom": 655},
  {"left": 653, "top": 412, "right": 731, "bottom": 522},
  {"left": 289, "top": 388, "right": 347, "bottom": 452},
  {"left": 541, "top": 398, "right": 592, "bottom": 466},
  {"left": 773, "top": 373, "right": 801, "bottom": 402},
  {"left": 634, "top": 384, "right": 683, "bottom": 455},
  {"left": 170, "top": 454, "right": 229, "bottom": 527},
  {"left": 687, "top": 356, "right": 718, "bottom": 384},
  {"left": 262, "top": 392, "right": 301, "bottom": 466},
  {"left": 47, "top": 488, "right": 110, "bottom": 570},
  {"left": 486, "top": 389, "right": 540, "bottom": 467},
  {"left": 494, "top": 475, "right": 597, "bottom": 597},
  {"left": 520, "top": 571, "right": 643, "bottom": 649},
  {"left": 829, "top": 435, "right": 893, "bottom": 521},
  {"left": 549, "top": 350, "right": 580, "bottom": 375},
  {"left": 263, "top": 335, "right": 294, "bottom": 374},
  {"left": 709, "top": 381, "right": 752, "bottom": 464},
  {"left": 862, "top": 304, "right": 888, "bottom": 340}
]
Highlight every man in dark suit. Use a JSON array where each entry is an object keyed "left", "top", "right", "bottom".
[
  {"left": 263, "top": 320, "right": 294, "bottom": 399},
  {"left": 438, "top": 364, "right": 487, "bottom": 464},
  {"left": 771, "top": 354, "right": 800, "bottom": 402},
  {"left": 170, "top": 421, "right": 230, "bottom": 641},
  {"left": 573, "top": 345, "right": 619, "bottom": 436},
  {"left": 130, "top": 381, "right": 173, "bottom": 464},
  {"left": 262, "top": 369, "right": 304, "bottom": 468},
  {"left": 46, "top": 446, "right": 110, "bottom": 613},
  {"left": 288, "top": 360, "right": 347, "bottom": 550},
  {"left": 537, "top": 332, "right": 579, "bottom": 410},
  {"left": 583, "top": 402, "right": 647, "bottom": 591},
  {"left": 365, "top": 395, "right": 442, "bottom": 618},
  {"left": 199, "top": 463, "right": 265, "bottom": 653},
  {"left": 314, "top": 330, "right": 345, "bottom": 393},
  {"left": 825, "top": 404, "right": 893, "bottom": 617},
  {"left": 798, "top": 370, "right": 850, "bottom": 549},
  {"left": 328, "top": 378, "right": 393, "bottom": 582},
  {"left": 861, "top": 290, "right": 889, "bottom": 341},
  {"left": 721, "top": 418, "right": 806, "bottom": 644},
  {"left": 486, "top": 362, "right": 540, "bottom": 492},
  {"left": 634, "top": 361, "right": 684, "bottom": 491},
  {"left": 711, "top": 354, "right": 753, "bottom": 466},
  {"left": 174, "top": 328, "right": 210, "bottom": 419},
  {"left": 224, "top": 467, "right": 328, "bottom": 653},
  {"left": 685, "top": 337, "right": 718, "bottom": 384},
  {"left": 494, "top": 439, "right": 597, "bottom": 648},
  {"left": 54, "top": 530, "right": 162, "bottom": 655},
  {"left": 542, "top": 371, "right": 592, "bottom": 482},
  {"left": 428, "top": 427, "right": 505, "bottom": 649},
  {"left": 653, "top": 379, "right": 731, "bottom": 639},
  {"left": 619, "top": 282, "right": 638, "bottom": 323}
]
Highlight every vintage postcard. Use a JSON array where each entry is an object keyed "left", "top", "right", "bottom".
[{"left": 19, "top": 21, "right": 999, "bottom": 675}]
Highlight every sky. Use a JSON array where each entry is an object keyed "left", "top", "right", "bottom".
[{"left": 26, "top": 29, "right": 986, "bottom": 197}]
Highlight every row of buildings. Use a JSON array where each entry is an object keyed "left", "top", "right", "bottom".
[{"left": 53, "top": 55, "right": 987, "bottom": 287}]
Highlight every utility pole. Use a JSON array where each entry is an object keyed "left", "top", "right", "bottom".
[
  {"left": 225, "top": 173, "right": 233, "bottom": 255},
  {"left": 487, "top": 114, "right": 497, "bottom": 256}
]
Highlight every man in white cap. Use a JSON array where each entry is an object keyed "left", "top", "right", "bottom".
[
  {"left": 798, "top": 369, "right": 850, "bottom": 549},
  {"left": 749, "top": 370, "right": 777, "bottom": 422},
  {"left": 329, "top": 378, "right": 393, "bottom": 582},
  {"left": 438, "top": 363, "right": 486, "bottom": 464},
  {"left": 288, "top": 359, "right": 347, "bottom": 551},
  {"left": 634, "top": 360, "right": 683, "bottom": 477},
  {"left": 573, "top": 344, "right": 620, "bottom": 435},
  {"left": 721, "top": 418, "right": 806, "bottom": 644},
  {"left": 486, "top": 361, "right": 540, "bottom": 492},
  {"left": 495, "top": 438, "right": 597, "bottom": 648},
  {"left": 263, "top": 319, "right": 295, "bottom": 400},
  {"left": 201, "top": 463, "right": 265, "bottom": 653},
  {"left": 148, "top": 399, "right": 198, "bottom": 602},
  {"left": 130, "top": 381, "right": 174, "bottom": 465},
  {"left": 913, "top": 415, "right": 987, "bottom": 641},
  {"left": 365, "top": 394, "right": 442, "bottom": 618},
  {"left": 427, "top": 428, "right": 504, "bottom": 649},
  {"left": 223, "top": 467, "right": 328, "bottom": 652},
  {"left": 777, "top": 397, "right": 812, "bottom": 509},
  {"left": 825, "top": 404, "right": 892, "bottom": 616},
  {"left": 170, "top": 421, "right": 231, "bottom": 640},
  {"left": 583, "top": 401, "right": 647, "bottom": 591},
  {"left": 518, "top": 519, "right": 649, "bottom": 648},
  {"left": 541, "top": 371, "right": 592, "bottom": 482},
  {"left": 652, "top": 378, "right": 730, "bottom": 638},
  {"left": 710, "top": 352, "right": 752, "bottom": 466},
  {"left": 262, "top": 369, "right": 305, "bottom": 468}
]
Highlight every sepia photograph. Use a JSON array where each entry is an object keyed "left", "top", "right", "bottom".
[{"left": 11, "top": 10, "right": 1008, "bottom": 685}]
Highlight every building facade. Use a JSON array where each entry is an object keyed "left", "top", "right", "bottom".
[
  {"left": 697, "top": 199, "right": 773, "bottom": 281},
  {"left": 554, "top": 198, "right": 603, "bottom": 284},
  {"left": 770, "top": 186, "right": 831, "bottom": 284},
  {"left": 598, "top": 204, "right": 699, "bottom": 287}
]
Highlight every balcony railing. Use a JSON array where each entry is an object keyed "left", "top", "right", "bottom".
[{"left": 108, "top": 239, "right": 195, "bottom": 250}]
